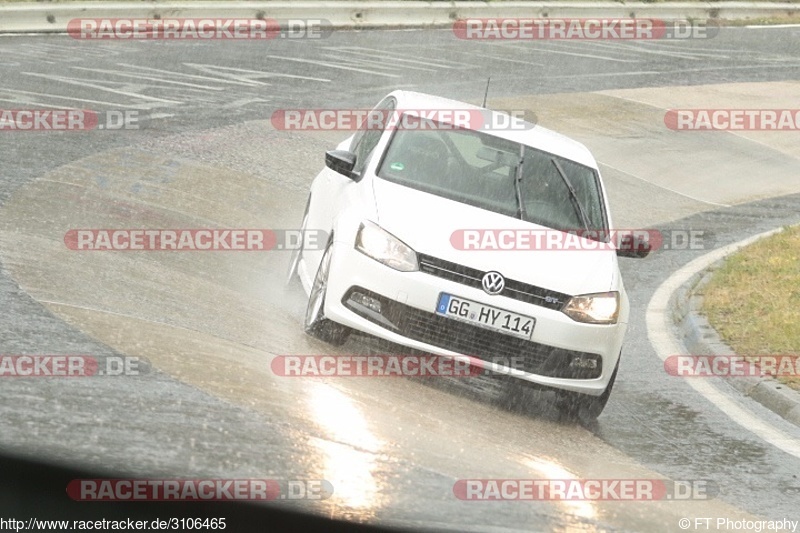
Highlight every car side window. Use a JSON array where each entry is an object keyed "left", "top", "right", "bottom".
[{"left": 351, "top": 98, "right": 396, "bottom": 176}]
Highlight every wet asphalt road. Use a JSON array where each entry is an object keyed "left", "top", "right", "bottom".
[{"left": 1, "top": 26, "right": 800, "bottom": 532}]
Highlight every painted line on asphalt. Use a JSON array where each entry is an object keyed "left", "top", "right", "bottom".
[
  {"left": 646, "top": 227, "right": 800, "bottom": 459},
  {"left": 744, "top": 24, "right": 800, "bottom": 28},
  {"left": 486, "top": 41, "right": 640, "bottom": 63},
  {"left": 262, "top": 55, "right": 401, "bottom": 78}
]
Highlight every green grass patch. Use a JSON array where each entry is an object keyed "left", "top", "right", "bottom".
[{"left": 701, "top": 225, "right": 800, "bottom": 390}]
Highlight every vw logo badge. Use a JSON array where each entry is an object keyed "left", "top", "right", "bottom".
[{"left": 481, "top": 271, "right": 505, "bottom": 295}]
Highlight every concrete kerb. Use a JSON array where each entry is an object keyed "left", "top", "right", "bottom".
[{"left": 672, "top": 236, "right": 800, "bottom": 428}]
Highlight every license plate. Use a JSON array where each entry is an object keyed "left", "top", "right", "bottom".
[{"left": 435, "top": 293, "right": 535, "bottom": 340}]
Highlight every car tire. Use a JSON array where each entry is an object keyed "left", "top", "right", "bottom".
[
  {"left": 304, "top": 238, "right": 351, "bottom": 346},
  {"left": 286, "top": 196, "right": 311, "bottom": 287},
  {"left": 555, "top": 356, "right": 620, "bottom": 420}
]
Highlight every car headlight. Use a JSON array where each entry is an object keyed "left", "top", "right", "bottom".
[
  {"left": 562, "top": 291, "right": 620, "bottom": 324},
  {"left": 355, "top": 221, "right": 418, "bottom": 272}
]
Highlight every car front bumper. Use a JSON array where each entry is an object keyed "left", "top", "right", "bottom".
[{"left": 315, "top": 243, "right": 627, "bottom": 396}]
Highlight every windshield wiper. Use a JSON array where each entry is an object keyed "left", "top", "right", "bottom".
[
  {"left": 514, "top": 144, "right": 526, "bottom": 220},
  {"left": 551, "top": 157, "right": 591, "bottom": 231}
]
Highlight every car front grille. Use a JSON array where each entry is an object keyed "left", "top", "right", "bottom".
[
  {"left": 343, "top": 287, "right": 601, "bottom": 379},
  {"left": 417, "top": 254, "right": 570, "bottom": 311}
]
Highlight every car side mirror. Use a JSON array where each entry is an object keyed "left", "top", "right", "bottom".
[
  {"left": 616, "top": 234, "right": 651, "bottom": 258},
  {"left": 325, "top": 150, "right": 360, "bottom": 181}
]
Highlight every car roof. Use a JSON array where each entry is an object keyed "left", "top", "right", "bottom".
[{"left": 387, "top": 90, "right": 598, "bottom": 169}]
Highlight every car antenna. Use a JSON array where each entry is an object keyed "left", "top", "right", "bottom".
[{"left": 482, "top": 77, "right": 491, "bottom": 108}]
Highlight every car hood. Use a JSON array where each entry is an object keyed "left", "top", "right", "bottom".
[{"left": 372, "top": 178, "right": 616, "bottom": 297}]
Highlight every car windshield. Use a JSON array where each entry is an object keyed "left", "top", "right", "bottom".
[{"left": 377, "top": 120, "right": 608, "bottom": 238}]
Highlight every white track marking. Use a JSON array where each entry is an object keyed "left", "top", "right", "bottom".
[
  {"left": 21, "top": 72, "right": 181, "bottom": 104},
  {"left": 486, "top": 41, "right": 640, "bottom": 63},
  {"left": 546, "top": 70, "right": 661, "bottom": 79},
  {"left": 327, "top": 46, "right": 466, "bottom": 68},
  {"left": 744, "top": 24, "right": 800, "bottom": 29},
  {"left": 0, "top": 88, "right": 141, "bottom": 108},
  {"left": 262, "top": 55, "right": 401, "bottom": 78},
  {"left": 70, "top": 67, "right": 227, "bottom": 91},
  {"left": 183, "top": 63, "right": 331, "bottom": 83}
]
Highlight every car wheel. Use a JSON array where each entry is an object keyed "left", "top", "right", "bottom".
[
  {"left": 286, "top": 196, "right": 311, "bottom": 286},
  {"left": 555, "top": 357, "right": 619, "bottom": 421},
  {"left": 304, "top": 238, "right": 350, "bottom": 346}
]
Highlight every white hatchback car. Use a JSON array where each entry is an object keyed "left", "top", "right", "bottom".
[{"left": 287, "top": 91, "right": 649, "bottom": 418}]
